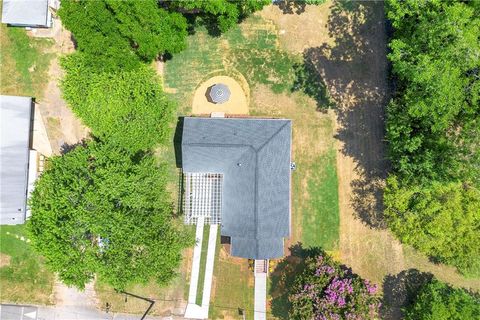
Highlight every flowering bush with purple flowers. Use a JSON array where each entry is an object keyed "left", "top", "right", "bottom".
[{"left": 289, "top": 254, "right": 381, "bottom": 319}]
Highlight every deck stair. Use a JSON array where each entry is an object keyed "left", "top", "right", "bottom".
[{"left": 254, "top": 259, "right": 268, "bottom": 275}]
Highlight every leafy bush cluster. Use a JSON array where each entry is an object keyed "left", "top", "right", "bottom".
[
  {"left": 384, "top": 0, "right": 480, "bottom": 275},
  {"left": 61, "top": 57, "right": 174, "bottom": 153},
  {"left": 289, "top": 254, "right": 380, "bottom": 319},
  {"left": 405, "top": 279, "right": 480, "bottom": 320}
]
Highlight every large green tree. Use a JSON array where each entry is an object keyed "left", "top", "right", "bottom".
[
  {"left": 386, "top": 0, "right": 480, "bottom": 183},
  {"left": 385, "top": 177, "right": 480, "bottom": 276},
  {"left": 28, "top": 140, "right": 192, "bottom": 290},
  {"left": 59, "top": 0, "right": 188, "bottom": 69},
  {"left": 166, "top": 0, "right": 270, "bottom": 34},
  {"left": 384, "top": 0, "right": 480, "bottom": 276},
  {"left": 405, "top": 279, "right": 480, "bottom": 319},
  {"left": 61, "top": 58, "right": 175, "bottom": 153}
]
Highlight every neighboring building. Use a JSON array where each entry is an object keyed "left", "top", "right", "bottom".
[
  {"left": 181, "top": 117, "right": 292, "bottom": 260},
  {"left": 0, "top": 95, "right": 36, "bottom": 225},
  {"left": 1, "top": 0, "right": 52, "bottom": 28}
]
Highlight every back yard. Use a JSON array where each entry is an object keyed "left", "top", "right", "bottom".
[{"left": 162, "top": 0, "right": 479, "bottom": 318}]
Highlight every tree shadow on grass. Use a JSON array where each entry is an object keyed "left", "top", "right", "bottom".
[
  {"left": 274, "top": 0, "right": 307, "bottom": 15},
  {"left": 269, "top": 243, "right": 325, "bottom": 319},
  {"left": 291, "top": 57, "right": 334, "bottom": 112},
  {"left": 381, "top": 269, "right": 433, "bottom": 320},
  {"left": 299, "top": 0, "right": 391, "bottom": 228}
]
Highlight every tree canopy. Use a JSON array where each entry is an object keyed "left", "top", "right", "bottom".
[
  {"left": 28, "top": 140, "right": 192, "bottom": 290},
  {"left": 385, "top": 177, "right": 480, "bottom": 276},
  {"left": 58, "top": 0, "right": 188, "bottom": 69},
  {"left": 61, "top": 58, "right": 175, "bottom": 153},
  {"left": 166, "top": 0, "right": 270, "bottom": 34},
  {"left": 384, "top": 0, "right": 480, "bottom": 276},
  {"left": 405, "top": 279, "right": 480, "bottom": 320},
  {"left": 386, "top": 0, "right": 480, "bottom": 183}
]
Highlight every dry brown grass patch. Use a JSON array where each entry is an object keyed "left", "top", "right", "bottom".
[{"left": 0, "top": 253, "right": 11, "bottom": 268}]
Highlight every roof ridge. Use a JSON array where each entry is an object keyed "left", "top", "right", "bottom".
[
  {"left": 255, "top": 121, "right": 290, "bottom": 153},
  {"left": 253, "top": 120, "right": 290, "bottom": 245}
]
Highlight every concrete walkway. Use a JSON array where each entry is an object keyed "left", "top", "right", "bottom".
[
  {"left": 184, "top": 222, "right": 218, "bottom": 319},
  {"left": 201, "top": 225, "right": 218, "bottom": 315},
  {"left": 254, "top": 273, "right": 267, "bottom": 320}
]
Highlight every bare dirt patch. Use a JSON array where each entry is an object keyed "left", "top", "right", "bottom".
[
  {"left": 0, "top": 253, "right": 11, "bottom": 268},
  {"left": 35, "top": 18, "right": 89, "bottom": 154},
  {"left": 259, "top": 4, "right": 334, "bottom": 54}
]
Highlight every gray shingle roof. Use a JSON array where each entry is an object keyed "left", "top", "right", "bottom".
[
  {"left": 182, "top": 117, "right": 291, "bottom": 259},
  {"left": 1, "top": 95, "right": 33, "bottom": 225},
  {"left": 1, "top": 0, "right": 50, "bottom": 27}
]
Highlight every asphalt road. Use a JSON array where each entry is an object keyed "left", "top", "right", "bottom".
[{"left": 0, "top": 304, "right": 172, "bottom": 320}]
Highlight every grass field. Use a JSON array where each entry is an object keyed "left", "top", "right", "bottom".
[
  {"left": 0, "top": 23, "right": 54, "bottom": 97},
  {"left": 301, "top": 149, "right": 339, "bottom": 249},
  {"left": 0, "top": 225, "right": 54, "bottom": 305}
]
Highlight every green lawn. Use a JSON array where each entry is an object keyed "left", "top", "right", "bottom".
[
  {"left": 0, "top": 225, "right": 54, "bottom": 305},
  {"left": 0, "top": 23, "right": 54, "bottom": 98},
  {"left": 195, "top": 226, "right": 210, "bottom": 305},
  {"left": 164, "top": 19, "right": 298, "bottom": 110},
  {"left": 210, "top": 243, "right": 255, "bottom": 319},
  {"left": 301, "top": 149, "right": 339, "bottom": 249}
]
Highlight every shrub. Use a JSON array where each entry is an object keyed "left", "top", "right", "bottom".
[
  {"left": 59, "top": 0, "right": 188, "bottom": 68},
  {"left": 289, "top": 253, "right": 381, "bottom": 320},
  {"left": 405, "top": 279, "right": 480, "bottom": 319},
  {"left": 385, "top": 177, "right": 480, "bottom": 276}
]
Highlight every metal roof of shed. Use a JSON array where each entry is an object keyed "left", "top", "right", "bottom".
[
  {"left": 1, "top": 0, "right": 50, "bottom": 27},
  {"left": 0, "top": 95, "right": 32, "bottom": 225},
  {"left": 182, "top": 117, "right": 291, "bottom": 259}
]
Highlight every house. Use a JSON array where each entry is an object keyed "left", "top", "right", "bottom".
[
  {"left": 1, "top": 0, "right": 52, "bottom": 28},
  {"left": 0, "top": 95, "right": 37, "bottom": 225},
  {"left": 181, "top": 117, "right": 292, "bottom": 260}
]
